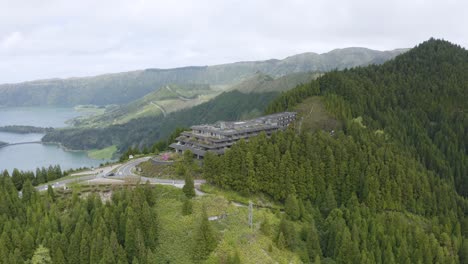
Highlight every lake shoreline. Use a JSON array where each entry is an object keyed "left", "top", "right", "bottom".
[
  {"left": 0, "top": 130, "right": 112, "bottom": 161},
  {"left": 42, "top": 141, "right": 117, "bottom": 162},
  {"left": 0, "top": 107, "right": 112, "bottom": 172}
]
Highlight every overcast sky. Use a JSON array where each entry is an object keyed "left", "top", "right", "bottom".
[{"left": 0, "top": 0, "right": 466, "bottom": 84}]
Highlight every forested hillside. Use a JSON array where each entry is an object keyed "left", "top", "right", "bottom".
[
  {"left": 0, "top": 175, "right": 158, "bottom": 263},
  {"left": 267, "top": 38, "right": 468, "bottom": 197},
  {"left": 203, "top": 39, "right": 468, "bottom": 263},
  {"left": 0, "top": 48, "right": 405, "bottom": 107},
  {"left": 43, "top": 91, "right": 278, "bottom": 152}
]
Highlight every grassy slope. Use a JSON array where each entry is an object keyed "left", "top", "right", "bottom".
[
  {"left": 293, "top": 96, "right": 342, "bottom": 132},
  {"left": 55, "top": 184, "right": 300, "bottom": 263},
  {"left": 87, "top": 145, "right": 117, "bottom": 159},
  {"left": 153, "top": 185, "right": 301, "bottom": 263},
  {"left": 72, "top": 84, "right": 219, "bottom": 127}
]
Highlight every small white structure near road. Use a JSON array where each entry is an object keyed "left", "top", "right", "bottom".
[{"left": 129, "top": 155, "right": 134, "bottom": 159}]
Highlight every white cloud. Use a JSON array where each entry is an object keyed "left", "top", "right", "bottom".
[
  {"left": 0, "top": 0, "right": 466, "bottom": 83},
  {"left": 1, "top": 31, "right": 23, "bottom": 49}
]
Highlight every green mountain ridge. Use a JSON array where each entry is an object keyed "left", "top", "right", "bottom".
[
  {"left": 71, "top": 84, "right": 219, "bottom": 127},
  {"left": 0, "top": 47, "right": 406, "bottom": 107}
]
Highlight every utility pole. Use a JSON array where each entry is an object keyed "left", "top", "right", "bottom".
[{"left": 248, "top": 201, "right": 253, "bottom": 230}]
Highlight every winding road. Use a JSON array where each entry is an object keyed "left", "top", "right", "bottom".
[
  {"left": 36, "top": 156, "right": 206, "bottom": 195},
  {"left": 113, "top": 156, "right": 205, "bottom": 195}
]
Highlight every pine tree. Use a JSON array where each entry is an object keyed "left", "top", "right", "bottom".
[
  {"left": 245, "top": 151, "right": 257, "bottom": 193},
  {"left": 183, "top": 172, "right": 196, "bottom": 199},
  {"left": 306, "top": 221, "right": 322, "bottom": 262},
  {"left": 21, "top": 179, "right": 36, "bottom": 204},
  {"left": 134, "top": 229, "right": 147, "bottom": 264},
  {"left": 192, "top": 206, "right": 217, "bottom": 262},
  {"left": 277, "top": 232, "right": 286, "bottom": 250},
  {"left": 285, "top": 194, "right": 300, "bottom": 221},
  {"left": 67, "top": 232, "right": 81, "bottom": 264},
  {"left": 336, "top": 227, "right": 360, "bottom": 264},
  {"left": 11, "top": 168, "right": 23, "bottom": 191},
  {"left": 21, "top": 232, "right": 35, "bottom": 260},
  {"left": 313, "top": 254, "right": 321, "bottom": 264},
  {"left": 125, "top": 208, "right": 138, "bottom": 263},
  {"left": 79, "top": 229, "right": 90, "bottom": 264},
  {"left": 140, "top": 201, "right": 155, "bottom": 248},
  {"left": 53, "top": 248, "right": 66, "bottom": 264},
  {"left": 320, "top": 186, "right": 337, "bottom": 216},
  {"left": 47, "top": 185, "right": 55, "bottom": 201},
  {"left": 277, "top": 217, "right": 298, "bottom": 250},
  {"left": 183, "top": 149, "right": 195, "bottom": 167},
  {"left": 47, "top": 165, "right": 56, "bottom": 182}
]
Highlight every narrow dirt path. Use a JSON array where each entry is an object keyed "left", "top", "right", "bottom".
[
  {"left": 150, "top": 101, "right": 167, "bottom": 117},
  {"left": 165, "top": 85, "right": 193, "bottom": 101}
]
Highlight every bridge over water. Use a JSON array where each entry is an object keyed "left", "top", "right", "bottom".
[{"left": 0, "top": 141, "right": 42, "bottom": 149}]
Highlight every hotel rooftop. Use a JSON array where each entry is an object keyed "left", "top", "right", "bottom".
[{"left": 170, "top": 112, "right": 296, "bottom": 158}]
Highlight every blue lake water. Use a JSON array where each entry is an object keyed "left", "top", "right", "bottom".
[
  {"left": 0, "top": 107, "right": 109, "bottom": 173},
  {"left": 0, "top": 143, "right": 104, "bottom": 173},
  {"left": 0, "top": 107, "right": 81, "bottom": 127}
]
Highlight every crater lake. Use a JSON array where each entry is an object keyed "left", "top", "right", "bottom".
[{"left": 0, "top": 107, "right": 108, "bottom": 173}]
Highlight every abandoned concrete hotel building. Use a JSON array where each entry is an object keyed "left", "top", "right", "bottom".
[{"left": 170, "top": 112, "right": 297, "bottom": 158}]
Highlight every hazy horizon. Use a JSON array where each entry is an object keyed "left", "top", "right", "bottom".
[{"left": 0, "top": 45, "right": 410, "bottom": 84}]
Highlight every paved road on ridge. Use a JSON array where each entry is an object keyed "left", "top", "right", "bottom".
[
  {"left": 113, "top": 156, "right": 206, "bottom": 195},
  {"left": 35, "top": 156, "right": 206, "bottom": 195}
]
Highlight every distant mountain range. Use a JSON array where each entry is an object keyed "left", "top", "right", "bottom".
[{"left": 0, "top": 47, "right": 407, "bottom": 107}]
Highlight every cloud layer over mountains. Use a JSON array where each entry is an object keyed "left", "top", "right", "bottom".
[{"left": 0, "top": 0, "right": 466, "bottom": 83}]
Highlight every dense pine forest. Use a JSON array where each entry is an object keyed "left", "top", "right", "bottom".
[
  {"left": 204, "top": 39, "right": 468, "bottom": 263},
  {"left": 266, "top": 38, "right": 467, "bottom": 197},
  {"left": 0, "top": 176, "right": 160, "bottom": 264},
  {"left": 6, "top": 165, "right": 64, "bottom": 190}
]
